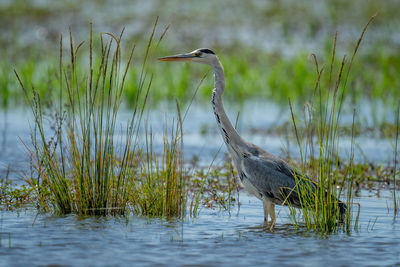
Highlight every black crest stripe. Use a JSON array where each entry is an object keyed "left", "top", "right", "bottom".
[{"left": 199, "top": 49, "right": 215, "bottom": 55}]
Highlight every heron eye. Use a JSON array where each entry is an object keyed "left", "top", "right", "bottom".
[{"left": 195, "top": 52, "right": 202, "bottom": 57}]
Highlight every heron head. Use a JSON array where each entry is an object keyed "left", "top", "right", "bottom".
[{"left": 158, "top": 48, "right": 216, "bottom": 65}]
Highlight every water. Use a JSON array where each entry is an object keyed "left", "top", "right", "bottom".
[
  {"left": 0, "top": 105, "right": 398, "bottom": 266},
  {"left": 0, "top": 104, "right": 396, "bottom": 181},
  {"left": 1, "top": 192, "right": 399, "bottom": 266}
]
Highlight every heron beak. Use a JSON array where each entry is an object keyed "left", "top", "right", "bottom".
[{"left": 158, "top": 52, "right": 197, "bottom": 62}]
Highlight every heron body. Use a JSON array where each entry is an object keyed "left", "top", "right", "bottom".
[{"left": 159, "top": 48, "right": 344, "bottom": 224}]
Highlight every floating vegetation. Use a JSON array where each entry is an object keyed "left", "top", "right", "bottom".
[{"left": 1, "top": 177, "right": 35, "bottom": 211}]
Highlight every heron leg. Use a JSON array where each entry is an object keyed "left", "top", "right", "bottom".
[
  {"left": 262, "top": 199, "right": 271, "bottom": 224},
  {"left": 269, "top": 201, "right": 276, "bottom": 227},
  {"left": 263, "top": 199, "right": 276, "bottom": 227}
]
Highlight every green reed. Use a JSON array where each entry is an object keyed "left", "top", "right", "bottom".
[
  {"left": 14, "top": 20, "right": 194, "bottom": 217},
  {"left": 131, "top": 106, "right": 187, "bottom": 217},
  {"left": 285, "top": 17, "right": 375, "bottom": 233},
  {"left": 16, "top": 24, "right": 140, "bottom": 215}
]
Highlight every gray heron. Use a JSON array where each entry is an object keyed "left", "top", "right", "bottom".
[{"left": 159, "top": 48, "right": 346, "bottom": 225}]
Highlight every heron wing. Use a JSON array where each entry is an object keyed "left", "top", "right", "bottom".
[{"left": 241, "top": 155, "right": 313, "bottom": 207}]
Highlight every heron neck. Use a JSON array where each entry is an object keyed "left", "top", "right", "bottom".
[{"left": 211, "top": 59, "right": 243, "bottom": 150}]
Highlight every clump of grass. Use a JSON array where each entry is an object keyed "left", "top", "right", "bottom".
[
  {"left": 285, "top": 17, "right": 375, "bottom": 233},
  {"left": 16, "top": 24, "right": 139, "bottom": 215},
  {"left": 15, "top": 20, "right": 178, "bottom": 216},
  {"left": 14, "top": 19, "right": 211, "bottom": 219},
  {"left": 131, "top": 103, "right": 188, "bottom": 217}
]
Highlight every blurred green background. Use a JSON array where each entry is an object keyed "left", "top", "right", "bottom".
[{"left": 1, "top": 0, "right": 399, "bottom": 110}]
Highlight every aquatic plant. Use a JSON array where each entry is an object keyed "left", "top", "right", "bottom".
[
  {"left": 285, "top": 17, "right": 375, "bottom": 233},
  {"left": 16, "top": 24, "right": 138, "bottom": 215},
  {"left": 130, "top": 103, "right": 188, "bottom": 217},
  {"left": 14, "top": 20, "right": 194, "bottom": 217},
  {"left": 197, "top": 158, "right": 238, "bottom": 211},
  {"left": 1, "top": 168, "right": 35, "bottom": 211}
]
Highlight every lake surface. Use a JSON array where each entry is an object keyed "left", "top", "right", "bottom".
[
  {"left": 1, "top": 191, "right": 399, "bottom": 266},
  {"left": 0, "top": 103, "right": 396, "bottom": 182},
  {"left": 1, "top": 104, "right": 399, "bottom": 266}
]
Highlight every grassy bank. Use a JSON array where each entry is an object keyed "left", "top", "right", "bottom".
[{"left": 2, "top": 43, "right": 400, "bottom": 108}]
